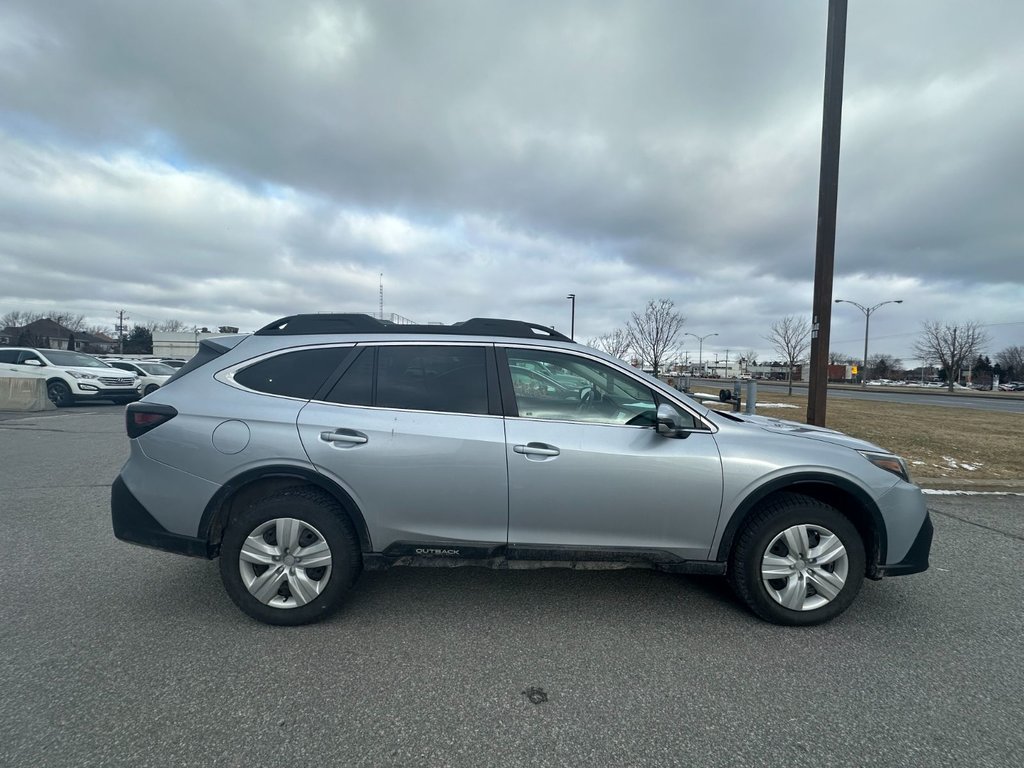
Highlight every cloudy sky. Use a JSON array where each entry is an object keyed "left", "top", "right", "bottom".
[{"left": 1, "top": 0, "right": 1021, "bottom": 364}]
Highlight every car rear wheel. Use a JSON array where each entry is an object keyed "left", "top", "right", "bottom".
[
  {"left": 47, "top": 380, "right": 73, "bottom": 407},
  {"left": 219, "top": 487, "right": 361, "bottom": 625},
  {"left": 729, "top": 493, "right": 865, "bottom": 626}
]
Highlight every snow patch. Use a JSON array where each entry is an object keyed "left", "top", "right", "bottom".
[
  {"left": 938, "top": 456, "right": 983, "bottom": 471},
  {"left": 923, "top": 489, "right": 1024, "bottom": 496}
]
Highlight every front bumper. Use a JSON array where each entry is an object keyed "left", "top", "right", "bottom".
[
  {"left": 876, "top": 511, "right": 933, "bottom": 577},
  {"left": 76, "top": 385, "right": 141, "bottom": 398},
  {"left": 111, "top": 476, "right": 211, "bottom": 558}
]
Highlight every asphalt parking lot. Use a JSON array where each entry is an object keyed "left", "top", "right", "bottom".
[{"left": 1, "top": 406, "right": 1022, "bottom": 767}]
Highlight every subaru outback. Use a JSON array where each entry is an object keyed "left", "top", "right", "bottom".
[{"left": 111, "top": 314, "right": 932, "bottom": 626}]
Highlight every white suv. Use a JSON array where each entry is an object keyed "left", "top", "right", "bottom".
[{"left": 0, "top": 347, "right": 141, "bottom": 406}]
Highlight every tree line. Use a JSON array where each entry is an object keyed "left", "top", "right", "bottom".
[{"left": 587, "top": 304, "right": 1020, "bottom": 394}]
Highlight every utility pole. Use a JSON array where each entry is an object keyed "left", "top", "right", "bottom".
[
  {"left": 379, "top": 273, "right": 384, "bottom": 321},
  {"left": 116, "top": 309, "right": 129, "bottom": 355},
  {"left": 807, "top": 0, "right": 848, "bottom": 427},
  {"left": 566, "top": 294, "right": 576, "bottom": 340}
]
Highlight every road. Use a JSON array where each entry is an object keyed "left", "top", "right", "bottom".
[
  {"left": 1, "top": 407, "right": 1022, "bottom": 767},
  {"left": 689, "top": 378, "right": 1024, "bottom": 413}
]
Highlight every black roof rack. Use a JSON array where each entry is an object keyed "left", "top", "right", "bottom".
[{"left": 254, "top": 314, "right": 573, "bottom": 342}]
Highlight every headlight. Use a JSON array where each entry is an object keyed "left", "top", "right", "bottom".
[
  {"left": 858, "top": 451, "right": 910, "bottom": 482},
  {"left": 67, "top": 371, "right": 98, "bottom": 380}
]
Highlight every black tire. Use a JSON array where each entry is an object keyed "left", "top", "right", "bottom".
[
  {"left": 143, "top": 384, "right": 159, "bottom": 396},
  {"left": 219, "top": 487, "right": 361, "bottom": 626},
  {"left": 47, "top": 380, "right": 73, "bottom": 407},
  {"left": 728, "top": 492, "right": 865, "bottom": 626}
]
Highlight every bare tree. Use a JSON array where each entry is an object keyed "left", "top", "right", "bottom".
[
  {"left": 995, "top": 345, "right": 1024, "bottom": 381},
  {"left": 1, "top": 310, "right": 47, "bottom": 328},
  {"left": 913, "top": 320, "right": 989, "bottom": 392},
  {"left": 828, "top": 350, "right": 854, "bottom": 365},
  {"left": 49, "top": 312, "right": 86, "bottom": 332},
  {"left": 765, "top": 316, "right": 811, "bottom": 395},
  {"left": 158, "top": 319, "right": 188, "bottom": 332},
  {"left": 588, "top": 328, "right": 631, "bottom": 360},
  {"left": 626, "top": 299, "right": 686, "bottom": 377}
]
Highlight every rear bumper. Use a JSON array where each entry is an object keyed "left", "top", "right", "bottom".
[
  {"left": 111, "top": 476, "right": 212, "bottom": 558},
  {"left": 876, "top": 511, "right": 933, "bottom": 577}
]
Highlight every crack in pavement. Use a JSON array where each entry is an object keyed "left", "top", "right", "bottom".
[{"left": 930, "top": 507, "right": 1024, "bottom": 543}]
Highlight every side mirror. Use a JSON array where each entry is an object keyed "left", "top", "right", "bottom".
[
  {"left": 656, "top": 403, "right": 688, "bottom": 438},
  {"left": 24, "top": 359, "right": 43, "bottom": 367}
]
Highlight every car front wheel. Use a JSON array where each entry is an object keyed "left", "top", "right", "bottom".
[
  {"left": 729, "top": 493, "right": 865, "bottom": 626},
  {"left": 47, "top": 380, "right": 73, "bottom": 407},
  {"left": 219, "top": 487, "right": 361, "bottom": 625}
]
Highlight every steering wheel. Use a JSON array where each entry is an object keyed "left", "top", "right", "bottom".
[{"left": 577, "top": 386, "right": 597, "bottom": 412}]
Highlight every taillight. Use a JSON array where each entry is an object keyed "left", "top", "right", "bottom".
[{"left": 126, "top": 404, "right": 178, "bottom": 439}]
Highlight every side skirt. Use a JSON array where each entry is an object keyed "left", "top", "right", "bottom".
[{"left": 363, "top": 542, "right": 726, "bottom": 575}]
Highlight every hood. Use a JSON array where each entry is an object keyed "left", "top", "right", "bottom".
[
  {"left": 728, "top": 412, "right": 886, "bottom": 453},
  {"left": 70, "top": 366, "right": 137, "bottom": 378}
]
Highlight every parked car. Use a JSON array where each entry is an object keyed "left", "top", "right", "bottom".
[
  {"left": 0, "top": 347, "right": 141, "bottom": 406},
  {"left": 105, "top": 360, "right": 176, "bottom": 396},
  {"left": 112, "top": 314, "right": 932, "bottom": 627},
  {"left": 158, "top": 359, "right": 188, "bottom": 369}
]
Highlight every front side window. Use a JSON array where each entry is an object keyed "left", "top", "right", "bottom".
[
  {"left": 506, "top": 348, "right": 672, "bottom": 427},
  {"left": 234, "top": 347, "right": 349, "bottom": 399}
]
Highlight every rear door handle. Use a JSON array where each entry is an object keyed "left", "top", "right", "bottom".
[
  {"left": 320, "top": 429, "right": 368, "bottom": 445},
  {"left": 513, "top": 443, "right": 560, "bottom": 457}
]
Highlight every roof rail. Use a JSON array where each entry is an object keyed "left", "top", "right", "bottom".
[{"left": 254, "top": 313, "right": 572, "bottom": 342}]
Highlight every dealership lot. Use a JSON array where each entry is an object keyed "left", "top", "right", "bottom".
[{"left": 1, "top": 407, "right": 1022, "bottom": 767}]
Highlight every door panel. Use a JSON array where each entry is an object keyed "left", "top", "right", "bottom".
[
  {"left": 504, "top": 419, "right": 723, "bottom": 559},
  {"left": 500, "top": 346, "right": 723, "bottom": 560},
  {"left": 297, "top": 406, "right": 508, "bottom": 550}
]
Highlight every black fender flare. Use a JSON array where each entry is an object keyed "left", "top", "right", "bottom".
[
  {"left": 715, "top": 472, "right": 887, "bottom": 566},
  {"left": 199, "top": 465, "right": 372, "bottom": 553}
]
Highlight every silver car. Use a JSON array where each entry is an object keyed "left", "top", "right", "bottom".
[{"left": 112, "top": 314, "right": 932, "bottom": 626}]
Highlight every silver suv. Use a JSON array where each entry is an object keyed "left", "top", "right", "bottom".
[{"left": 111, "top": 314, "right": 932, "bottom": 626}]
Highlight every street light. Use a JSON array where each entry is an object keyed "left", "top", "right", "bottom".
[
  {"left": 566, "top": 294, "right": 575, "bottom": 340},
  {"left": 685, "top": 332, "right": 718, "bottom": 377},
  {"left": 834, "top": 298, "right": 903, "bottom": 387}
]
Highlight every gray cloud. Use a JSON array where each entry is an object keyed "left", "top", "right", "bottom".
[{"left": 0, "top": 0, "right": 1021, "bottom": 362}]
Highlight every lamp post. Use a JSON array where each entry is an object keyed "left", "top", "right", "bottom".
[
  {"left": 685, "top": 332, "right": 718, "bottom": 377},
  {"left": 566, "top": 294, "right": 575, "bottom": 341},
  {"left": 834, "top": 299, "right": 903, "bottom": 387}
]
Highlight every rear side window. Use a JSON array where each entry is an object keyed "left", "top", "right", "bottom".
[
  {"left": 378, "top": 346, "right": 488, "bottom": 414},
  {"left": 235, "top": 348, "right": 349, "bottom": 399},
  {"left": 339, "top": 345, "right": 488, "bottom": 415},
  {"left": 0, "top": 350, "right": 17, "bottom": 363}
]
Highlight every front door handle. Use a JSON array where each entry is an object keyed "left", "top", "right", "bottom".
[
  {"left": 320, "top": 429, "right": 368, "bottom": 445},
  {"left": 513, "top": 443, "right": 560, "bottom": 457}
]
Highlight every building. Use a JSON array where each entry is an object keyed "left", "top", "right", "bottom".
[
  {"left": 0, "top": 318, "right": 117, "bottom": 353},
  {"left": 152, "top": 329, "right": 236, "bottom": 360}
]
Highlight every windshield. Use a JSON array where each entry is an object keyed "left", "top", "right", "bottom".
[
  {"left": 43, "top": 350, "right": 109, "bottom": 368},
  {"left": 138, "top": 363, "right": 175, "bottom": 375}
]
